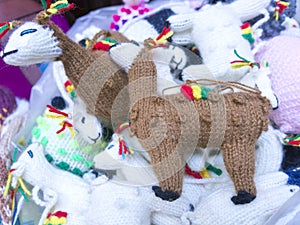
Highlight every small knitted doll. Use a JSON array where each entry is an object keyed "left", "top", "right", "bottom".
[
  {"left": 127, "top": 46, "right": 271, "bottom": 204},
  {"left": 0, "top": 86, "right": 16, "bottom": 132},
  {"left": 110, "top": 0, "right": 152, "bottom": 31}
]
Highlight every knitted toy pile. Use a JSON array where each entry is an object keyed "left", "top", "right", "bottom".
[{"left": 0, "top": 86, "right": 16, "bottom": 132}]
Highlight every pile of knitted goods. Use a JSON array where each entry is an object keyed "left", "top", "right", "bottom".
[{"left": 1, "top": 0, "right": 300, "bottom": 224}]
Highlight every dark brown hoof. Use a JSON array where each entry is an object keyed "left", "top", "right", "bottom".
[
  {"left": 231, "top": 190, "right": 256, "bottom": 205},
  {"left": 152, "top": 186, "right": 180, "bottom": 202}
]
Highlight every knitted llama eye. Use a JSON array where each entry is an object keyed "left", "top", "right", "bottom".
[
  {"left": 27, "top": 150, "right": 34, "bottom": 158},
  {"left": 81, "top": 116, "right": 86, "bottom": 124},
  {"left": 20, "top": 29, "right": 37, "bottom": 36}
]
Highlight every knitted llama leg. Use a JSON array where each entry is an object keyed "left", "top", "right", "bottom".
[{"left": 222, "top": 142, "right": 256, "bottom": 205}]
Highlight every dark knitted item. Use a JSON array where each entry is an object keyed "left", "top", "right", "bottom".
[
  {"left": 145, "top": 9, "right": 175, "bottom": 33},
  {"left": 208, "top": 0, "right": 235, "bottom": 4},
  {"left": 51, "top": 96, "right": 66, "bottom": 110},
  {"left": 128, "top": 47, "right": 271, "bottom": 204},
  {"left": 0, "top": 86, "right": 16, "bottom": 132},
  {"left": 282, "top": 145, "right": 300, "bottom": 170}
]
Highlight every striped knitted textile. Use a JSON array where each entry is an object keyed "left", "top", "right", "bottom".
[{"left": 128, "top": 46, "right": 271, "bottom": 204}]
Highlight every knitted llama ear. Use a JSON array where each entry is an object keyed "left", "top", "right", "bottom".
[
  {"left": 0, "top": 21, "right": 23, "bottom": 39},
  {"left": 35, "top": 0, "right": 75, "bottom": 24}
]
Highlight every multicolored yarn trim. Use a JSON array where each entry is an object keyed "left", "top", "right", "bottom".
[
  {"left": 147, "top": 26, "right": 174, "bottom": 48},
  {"left": 180, "top": 84, "right": 211, "bottom": 101},
  {"left": 64, "top": 80, "right": 76, "bottom": 99},
  {"left": 274, "top": 0, "right": 290, "bottom": 21},
  {"left": 115, "top": 122, "right": 134, "bottom": 159},
  {"left": 41, "top": 0, "right": 74, "bottom": 18},
  {"left": 284, "top": 134, "right": 300, "bottom": 147},
  {"left": 231, "top": 49, "right": 260, "bottom": 69},
  {"left": 4, "top": 169, "right": 32, "bottom": 210},
  {"left": 0, "top": 22, "right": 15, "bottom": 39},
  {"left": 45, "top": 105, "right": 75, "bottom": 137},
  {"left": 44, "top": 211, "right": 68, "bottom": 225},
  {"left": 185, "top": 162, "right": 222, "bottom": 179},
  {"left": 240, "top": 22, "right": 255, "bottom": 45},
  {"left": 93, "top": 38, "right": 118, "bottom": 51}
]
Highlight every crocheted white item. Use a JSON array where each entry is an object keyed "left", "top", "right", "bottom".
[
  {"left": 11, "top": 143, "right": 90, "bottom": 225},
  {"left": 1, "top": 22, "right": 62, "bottom": 66},
  {"left": 183, "top": 172, "right": 299, "bottom": 225},
  {"left": 168, "top": 3, "right": 254, "bottom": 82}
]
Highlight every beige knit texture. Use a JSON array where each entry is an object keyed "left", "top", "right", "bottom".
[
  {"left": 45, "top": 21, "right": 129, "bottom": 127},
  {"left": 128, "top": 47, "right": 271, "bottom": 197}
]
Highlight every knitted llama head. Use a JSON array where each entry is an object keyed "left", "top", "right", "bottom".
[{"left": 1, "top": 22, "right": 62, "bottom": 66}]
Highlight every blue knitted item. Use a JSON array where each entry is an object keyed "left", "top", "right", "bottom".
[{"left": 284, "top": 167, "right": 300, "bottom": 187}]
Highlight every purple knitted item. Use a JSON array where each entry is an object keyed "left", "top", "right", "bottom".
[
  {"left": 255, "top": 36, "right": 300, "bottom": 134},
  {"left": 0, "top": 86, "right": 16, "bottom": 131}
]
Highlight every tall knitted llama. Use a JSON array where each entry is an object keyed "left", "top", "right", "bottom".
[
  {"left": 1, "top": 1, "right": 130, "bottom": 127},
  {"left": 128, "top": 45, "right": 271, "bottom": 204}
]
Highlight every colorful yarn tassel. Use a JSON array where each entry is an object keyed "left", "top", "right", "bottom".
[
  {"left": 274, "top": 0, "right": 290, "bottom": 21},
  {"left": 0, "top": 22, "right": 14, "bottom": 39},
  {"left": 180, "top": 84, "right": 211, "bottom": 101},
  {"left": 231, "top": 49, "right": 260, "bottom": 69},
  {"left": 43, "top": 0, "right": 75, "bottom": 17},
  {"left": 148, "top": 26, "right": 174, "bottom": 47},
  {"left": 93, "top": 38, "right": 118, "bottom": 51},
  {"left": 185, "top": 165, "right": 202, "bottom": 179},
  {"left": 284, "top": 134, "right": 300, "bottom": 147},
  {"left": 115, "top": 122, "right": 134, "bottom": 159},
  {"left": 64, "top": 80, "right": 76, "bottom": 99},
  {"left": 44, "top": 211, "right": 68, "bottom": 225},
  {"left": 240, "top": 22, "right": 255, "bottom": 45}
]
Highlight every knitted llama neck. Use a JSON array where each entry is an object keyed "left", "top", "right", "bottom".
[{"left": 49, "top": 22, "right": 97, "bottom": 87}]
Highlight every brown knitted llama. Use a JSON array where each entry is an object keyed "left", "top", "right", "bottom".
[{"left": 128, "top": 47, "right": 271, "bottom": 204}]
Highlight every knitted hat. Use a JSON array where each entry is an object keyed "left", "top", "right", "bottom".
[
  {"left": 255, "top": 36, "right": 300, "bottom": 134},
  {"left": 128, "top": 46, "right": 271, "bottom": 204},
  {"left": 0, "top": 86, "right": 16, "bottom": 132}
]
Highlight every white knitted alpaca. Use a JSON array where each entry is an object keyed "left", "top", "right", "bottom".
[
  {"left": 10, "top": 143, "right": 91, "bottom": 225},
  {"left": 29, "top": 62, "right": 103, "bottom": 176},
  {"left": 183, "top": 172, "right": 299, "bottom": 225}
]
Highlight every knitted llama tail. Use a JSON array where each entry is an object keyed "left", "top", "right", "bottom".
[{"left": 128, "top": 46, "right": 198, "bottom": 201}]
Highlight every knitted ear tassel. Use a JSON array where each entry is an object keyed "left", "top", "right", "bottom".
[
  {"left": 0, "top": 21, "right": 22, "bottom": 39},
  {"left": 36, "top": 0, "right": 74, "bottom": 23}
]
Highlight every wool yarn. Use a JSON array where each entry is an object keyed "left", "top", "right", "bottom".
[
  {"left": 0, "top": 116, "right": 26, "bottom": 225},
  {"left": 183, "top": 172, "right": 299, "bottom": 225},
  {"left": 127, "top": 46, "right": 271, "bottom": 204},
  {"left": 0, "top": 86, "right": 16, "bottom": 132},
  {"left": 255, "top": 35, "right": 300, "bottom": 134}
]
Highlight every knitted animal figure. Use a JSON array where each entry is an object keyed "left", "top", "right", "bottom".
[
  {"left": 0, "top": 116, "right": 26, "bottom": 225},
  {"left": 127, "top": 47, "right": 271, "bottom": 204},
  {"left": 255, "top": 36, "right": 300, "bottom": 134},
  {"left": 30, "top": 62, "right": 104, "bottom": 176},
  {"left": 110, "top": 0, "right": 152, "bottom": 31},
  {"left": 1, "top": 2, "right": 129, "bottom": 128},
  {"left": 0, "top": 86, "right": 17, "bottom": 132},
  {"left": 9, "top": 143, "right": 194, "bottom": 225}
]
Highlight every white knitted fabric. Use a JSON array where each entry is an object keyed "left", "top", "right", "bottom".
[
  {"left": 183, "top": 172, "right": 299, "bottom": 225},
  {"left": 11, "top": 143, "right": 91, "bottom": 225},
  {"left": 120, "top": 2, "right": 194, "bottom": 42},
  {"left": 1, "top": 22, "right": 62, "bottom": 66}
]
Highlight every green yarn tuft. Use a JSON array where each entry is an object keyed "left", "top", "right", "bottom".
[
  {"left": 72, "top": 168, "right": 84, "bottom": 176},
  {"left": 70, "top": 153, "right": 84, "bottom": 162},
  {"left": 45, "top": 154, "right": 54, "bottom": 163},
  {"left": 32, "top": 127, "right": 41, "bottom": 139},
  {"left": 56, "top": 162, "right": 70, "bottom": 171},
  {"left": 41, "top": 136, "right": 49, "bottom": 147},
  {"left": 57, "top": 148, "right": 68, "bottom": 156}
]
